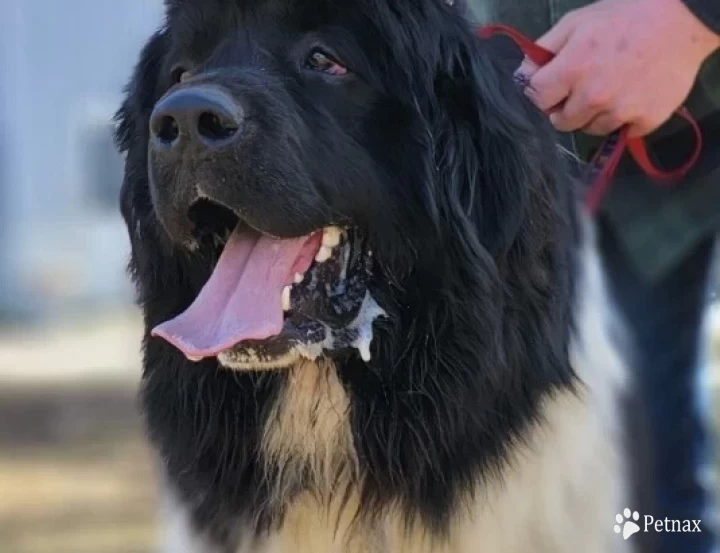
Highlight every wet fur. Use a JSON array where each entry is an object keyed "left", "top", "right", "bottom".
[{"left": 117, "top": 0, "right": 628, "bottom": 550}]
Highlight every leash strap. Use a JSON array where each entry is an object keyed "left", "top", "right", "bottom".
[{"left": 477, "top": 24, "right": 703, "bottom": 214}]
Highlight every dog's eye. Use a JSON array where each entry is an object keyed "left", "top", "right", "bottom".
[
  {"left": 170, "top": 65, "right": 191, "bottom": 84},
  {"left": 305, "top": 50, "right": 348, "bottom": 76}
]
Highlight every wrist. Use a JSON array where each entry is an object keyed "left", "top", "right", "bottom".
[{"left": 677, "top": 0, "right": 720, "bottom": 57}]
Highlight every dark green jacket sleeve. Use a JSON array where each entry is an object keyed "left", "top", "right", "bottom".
[{"left": 682, "top": 0, "right": 720, "bottom": 34}]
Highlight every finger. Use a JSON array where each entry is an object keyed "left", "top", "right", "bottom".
[
  {"left": 535, "top": 12, "right": 577, "bottom": 54},
  {"left": 515, "top": 13, "right": 581, "bottom": 109},
  {"left": 526, "top": 50, "right": 577, "bottom": 112},
  {"left": 513, "top": 57, "right": 538, "bottom": 91},
  {"left": 516, "top": 57, "right": 539, "bottom": 78},
  {"left": 583, "top": 112, "right": 625, "bottom": 136},
  {"left": 514, "top": 13, "right": 575, "bottom": 81},
  {"left": 548, "top": 92, "right": 599, "bottom": 132},
  {"left": 550, "top": 83, "right": 617, "bottom": 132}
]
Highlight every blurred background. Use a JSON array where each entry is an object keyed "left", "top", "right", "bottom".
[
  {"left": 0, "top": 2, "right": 717, "bottom": 553},
  {"left": 0, "top": 2, "right": 163, "bottom": 552}
]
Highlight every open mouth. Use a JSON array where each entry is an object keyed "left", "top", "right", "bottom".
[{"left": 151, "top": 200, "right": 384, "bottom": 370}]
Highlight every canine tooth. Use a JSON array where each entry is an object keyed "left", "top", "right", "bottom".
[
  {"left": 282, "top": 285, "right": 292, "bottom": 311},
  {"left": 315, "top": 246, "right": 333, "bottom": 263},
  {"left": 187, "top": 355, "right": 203, "bottom": 362},
  {"left": 322, "top": 226, "right": 342, "bottom": 248},
  {"left": 294, "top": 272, "right": 304, "bottom": 284}
]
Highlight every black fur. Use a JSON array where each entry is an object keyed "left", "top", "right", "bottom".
[{"left": 117, "top": 0, "right": 579, "bottom": 546}]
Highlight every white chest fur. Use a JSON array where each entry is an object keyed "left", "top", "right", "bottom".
[
  {"left": 165, "top": 243, "right": 633, "bottom": 553},
  {"left": 240, "top": 244, "right": 632, "bottom": 553},
  {"left": 240, "top": 391, "right": 628, "bottom": 553}
]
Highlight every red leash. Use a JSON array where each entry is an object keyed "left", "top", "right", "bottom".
[{"left": 477, "top": 24, "right": 703, "bottom": 214}]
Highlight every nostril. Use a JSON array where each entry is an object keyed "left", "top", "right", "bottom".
[
  {"left": 149, "top": 87, "right": 242, "bottom": 150},
  {"left": 154, "top": 115, "right": 180, "bottom": 144},
  {"left": 198, "top": 111, "right": 239, "bottom": 142}
]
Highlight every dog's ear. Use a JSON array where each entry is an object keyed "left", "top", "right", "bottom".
[
  {"left": 115, "top": 30, "right": 169, "bottom": 228},
  {"left": 428, "top": 33, "right": 559, "bottom": 257}
]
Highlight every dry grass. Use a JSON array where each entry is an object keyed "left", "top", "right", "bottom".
[{"left": 0, "top": 386, "right": 158, "bottom": 553}]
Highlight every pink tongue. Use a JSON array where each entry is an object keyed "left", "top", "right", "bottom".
[{"left": 152, "top": 228, "right": 320, "bottom": 358}]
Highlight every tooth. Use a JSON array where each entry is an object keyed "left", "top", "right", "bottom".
[
  {"left": 315, "top": 246, "right": 333, "bottom": 263},
  {"left": 282, "top": 285, "right": 292, "bottom": 311},
  {"left": 294, "top": 272, "right": 304, "bottom": 284},
  {"left": 322, "top": 226, "right": 342, "bottom": 248},
  {"left": 187, "top": 355, "right": 203, "bottom": 362}
]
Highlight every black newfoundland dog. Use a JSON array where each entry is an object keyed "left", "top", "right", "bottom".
[{"left": 117, "top": 0, "right": 632, "bottom": 551}]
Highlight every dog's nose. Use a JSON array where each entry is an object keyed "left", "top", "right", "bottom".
[{"left": 149, "top": 86, "right": 242, "bottom": 150}]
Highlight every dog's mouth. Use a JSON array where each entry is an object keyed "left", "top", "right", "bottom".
[{"left": 151, "top": 200, "right": 385, "bottom": 370}]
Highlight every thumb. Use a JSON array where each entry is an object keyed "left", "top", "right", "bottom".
[{"left": 535, "top": 13, "right": 578, "bottom": 54}]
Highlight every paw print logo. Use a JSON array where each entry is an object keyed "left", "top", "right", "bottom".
[{"left": 614, "top": 509, "right": 641, "bottom": 540}]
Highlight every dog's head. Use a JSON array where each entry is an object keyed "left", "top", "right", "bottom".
[
  {"left": 118, "top": 0, "right": 580, "bottom": 530},
  {"left": 118, "top": 0, "right": 576, "bottom": 375}
]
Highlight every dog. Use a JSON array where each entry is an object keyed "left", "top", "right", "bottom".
[{"left": 116, "top": 0, "right": 633, "bottom": 551}]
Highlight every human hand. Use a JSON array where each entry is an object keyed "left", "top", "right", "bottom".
[{"left": 518, "top": 0, "right": 720, "bottom": 137}]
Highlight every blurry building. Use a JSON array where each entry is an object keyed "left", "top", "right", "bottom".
[{"left": 0, "top": 0, "right": 164, "bottom": 320}]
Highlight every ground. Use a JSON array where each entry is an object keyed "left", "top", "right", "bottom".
[
  {"left": 0, "top": 307, "right": 717, "bottom": 553},
  {"left": 0, "top": 312, "right": 156, "bottom": 553}
]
